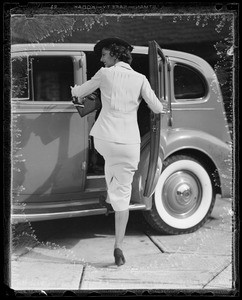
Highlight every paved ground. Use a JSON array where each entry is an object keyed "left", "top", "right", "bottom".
[{"left": 10, "top": 195, "right": 237, "bottom": 296}]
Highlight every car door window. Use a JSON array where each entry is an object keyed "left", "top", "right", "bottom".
[
  {"left": 174, "top": 64, "right": 207, "bottom": 101},
  {"left": 31, "top": 56, "right": 74, "bottom": 101}
]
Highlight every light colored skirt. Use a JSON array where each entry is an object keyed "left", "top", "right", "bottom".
[{"left": 94, "top": 138, "right": 140, "bottom": 211}]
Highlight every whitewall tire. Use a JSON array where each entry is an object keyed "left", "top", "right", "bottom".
[{"left": 143, "top": 155, "right": 216, "bottom": 234}]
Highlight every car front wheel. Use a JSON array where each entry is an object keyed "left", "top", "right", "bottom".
[{"left": 143, "top": 155, "right": 216, "bottom": 235}]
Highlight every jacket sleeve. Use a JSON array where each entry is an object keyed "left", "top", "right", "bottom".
[
  {"left": 141, "top": 76, "right": 164, "bottom": 113},
  {"left": 71, "top": 68, "right": 103, "bottom": 98}
]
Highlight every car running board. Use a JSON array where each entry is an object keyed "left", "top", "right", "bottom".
[{"left": 12, "top": 203, "right": 147, "bottom": 223}]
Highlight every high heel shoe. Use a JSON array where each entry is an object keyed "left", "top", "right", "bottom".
[
  {"left": 99, "top": 195, "right": 114, "bottom": 215},
  {"left": 114, "top": 248, "right": 126, "bottom": 266}
]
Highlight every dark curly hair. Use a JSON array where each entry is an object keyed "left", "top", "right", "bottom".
[{"left": 104, "top": 43, "right": 133, "bottom": 65}]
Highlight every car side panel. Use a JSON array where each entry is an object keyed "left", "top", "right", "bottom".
[{"left": 12, "top": 102, "right": 87, "bottom": 203}]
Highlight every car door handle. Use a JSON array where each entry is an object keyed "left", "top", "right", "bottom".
[{"left": 167, "top": 115, "right": 173, "bottom": 127}]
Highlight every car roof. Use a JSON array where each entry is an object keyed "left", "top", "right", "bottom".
[
  {"left": 11, "top": 43, "right": 148, "bottom": 54},
  {"left": 11, "top": 43, "right": 212, "bottom": 72}
]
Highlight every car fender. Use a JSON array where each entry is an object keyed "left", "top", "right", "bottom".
[
  {"left": 132, "top": 129, "right": 232, "bottom": 206},
  {"left": 163, "top": 128, "right": 233, "bottom": 198}
]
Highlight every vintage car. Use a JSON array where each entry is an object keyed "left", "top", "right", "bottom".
[{"left": 11, "top": 41, "right": 232, "bottom": 234}]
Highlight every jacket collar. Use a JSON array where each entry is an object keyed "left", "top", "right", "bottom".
[{"left": 114, "top": 61, "right": 132, "bottom": 70}]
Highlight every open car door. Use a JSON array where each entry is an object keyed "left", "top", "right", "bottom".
[{"left": 143, "top": 40, "right": 169, "bottom": 197}]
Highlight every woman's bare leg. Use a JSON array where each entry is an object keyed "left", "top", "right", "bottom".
[{"left": 114, "top": 209, "right": 129, "bottom": 250}]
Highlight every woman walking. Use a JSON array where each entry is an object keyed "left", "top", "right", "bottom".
[{"left": 71, "top": 37, "right": 165, "bottom": 266}]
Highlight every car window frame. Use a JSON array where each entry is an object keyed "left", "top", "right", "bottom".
[
  {"left": 11, "top": 51, "right": 86, "bottom": 104},
  {"left": 169, "top": 58, "right": 209, "bottom": 105}
]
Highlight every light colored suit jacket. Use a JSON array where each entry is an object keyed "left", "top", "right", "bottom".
[{"left": 72, "top": 61, "right": 164, "bottom": 144}]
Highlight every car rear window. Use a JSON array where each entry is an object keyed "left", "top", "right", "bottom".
[{"left": 174, "top": 64, "right": 207, "bottom": 101}]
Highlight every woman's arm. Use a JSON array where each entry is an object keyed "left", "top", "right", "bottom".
[
  {"left": 141, "top": 76, "right": 164, "bottom": 114},
  {"left": 71, "top": 68, "right": 103, "bottom": 98}
]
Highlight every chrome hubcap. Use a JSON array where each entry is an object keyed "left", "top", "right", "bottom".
[
  {"left": 162, "top": 171, "right": 202, "bottom": 218},
  {"left": 176, "top": 184, "right": 192, "bottom": 203}
]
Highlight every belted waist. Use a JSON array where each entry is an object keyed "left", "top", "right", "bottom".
[{"left": 103, "top": 110, "right": 137, "bottom": 119}]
